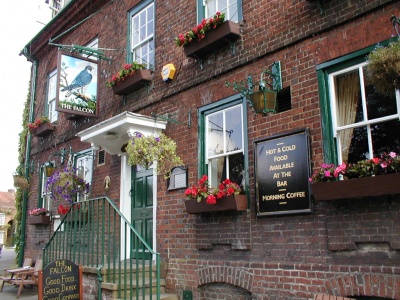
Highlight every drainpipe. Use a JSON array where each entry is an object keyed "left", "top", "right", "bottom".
[
  {"left": 18, "top": 47, "right": 38, "bottom": 266},
  {"left": 97, "top": 265, "right": 103, "bottom": 299}
]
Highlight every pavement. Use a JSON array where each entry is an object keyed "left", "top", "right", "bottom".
[{"left": 0, "top": 247, "right": 38, "bottom": 300}]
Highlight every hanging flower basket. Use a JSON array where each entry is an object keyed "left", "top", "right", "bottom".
[
  {"left": 126, "top": 132, "right": 183, "bottom": 178},
  {"left": 46, "top": 166, "right": 90, "bottom": 203},
  {"left": 29, "top": 215, "right": 51, "bottom": 225},
  {"left": 185, "top": 194, "right": 247, "bottom": 213},
  {"left": 13, "top": 174, "right": 29, "bottom": 191},
  {"left": 111, "top": 69, "right": 152, "bottom": 95},
  {"left": 312, "top": 172, "right": 400, "bottom": 201},
  {"left": 366, "top": 39, "right": 400, "bottom": 95}
]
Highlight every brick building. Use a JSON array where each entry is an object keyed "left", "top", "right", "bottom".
[
  {"left": 0, "top": 189, "right": 17, "bottom": 247},
  {"left": 18, "top": 0, "right": 400, "bottom": 299}
]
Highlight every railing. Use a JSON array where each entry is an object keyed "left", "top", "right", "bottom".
[{"left": 43, "top": 197, "right": 160, "bottom": 300}]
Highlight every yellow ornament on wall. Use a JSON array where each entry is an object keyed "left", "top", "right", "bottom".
[{"left": 161, "top": 63, "right": 176, "bottom": 82}]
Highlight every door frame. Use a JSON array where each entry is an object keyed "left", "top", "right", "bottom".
[{"left": 120, "top": 154, "right": 158, "bottom": 259}]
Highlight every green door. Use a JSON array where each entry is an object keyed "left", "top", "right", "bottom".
[{"left": 131, "top": 167, "right": 153, "bottom": 258}]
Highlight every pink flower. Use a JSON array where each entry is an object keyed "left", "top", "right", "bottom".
[
  {"left": 381, "top": 162, "right": 388, "bottom": 168},
  {"left": 334, "top": 163, "right": 346, "bottom": 177},
  {"left": 389, "top": 152, "right": 397, "bottom": 158}
]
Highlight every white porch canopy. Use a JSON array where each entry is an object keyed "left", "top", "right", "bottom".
[{"left": 76, "top": 111, "right": 167, "bottom": 155}]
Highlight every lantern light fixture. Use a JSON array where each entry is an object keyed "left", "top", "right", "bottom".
[{"left": 225, "top": 61, "right": 282, "bottom": 116}]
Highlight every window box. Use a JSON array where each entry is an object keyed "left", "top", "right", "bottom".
[
  {"left": 29, "top": 215, "right": 51, "bottom": 225},
  {"left": 312, "top": 173, "right": 400, "bottom": 201},
  {"left": 33, "top": 122, "right": 55, "bottom": 137},
  {"left": 111, "top": 69, "right": 152, "bottom": 96},
  {"left": 183, "top": 20, "right": 240, "bottom": 58},
  {"left": 184, "top": 194, "right": 247, "bottom": 214}
]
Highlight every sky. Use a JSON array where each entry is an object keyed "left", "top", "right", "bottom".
[{"left": 0, "top": 1, "right": 51, "bottom": 192}]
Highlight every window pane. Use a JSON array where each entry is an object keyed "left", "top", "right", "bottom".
[
  {"left": 371, "top": 119, "right": 400, "bottom": 156},
  {"left": 363, "top": 66, "right": 398, "bottom": 120},
  {"left": 207, "top": 112, "right": 224, "bottom": 156},
  {"left": 131, "top": 3, "right": 154, "bottom": 67},
  {"left": 205, "top": 0, "right": 216, "bottom": 17},
  {"left": 334, "top": 70, "right": 363, "bottom": 126},
  {"left": 225, "top": 105, "right": 242, "bottom": 152},
  {"left": 339, "top": 126, "right": 368, "bottom": 163}
]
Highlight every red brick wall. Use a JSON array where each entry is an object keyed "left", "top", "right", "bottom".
[{"left": 25, "top": 0, "right": 400, "bottom": 298}]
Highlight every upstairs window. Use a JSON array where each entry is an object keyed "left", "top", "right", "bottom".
[
  {"left": 198, "top": 0, "right": 242, "bottom": 23},
  {"left": 47, "top": 69, "right": 58, "bottom": 123},
  {"left": 0, "top": 213, "right": 5, "bottom": 225},
  {"left": 130, "top": 1, "right": 154, "bottom": 68}
]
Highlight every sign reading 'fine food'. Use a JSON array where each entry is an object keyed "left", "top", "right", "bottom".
[
  {"left": 255, "top": 129, "right": 312, "bottom": 216},
  {"left": 39, "top": 259, "right": 82, "bottom": 300}
]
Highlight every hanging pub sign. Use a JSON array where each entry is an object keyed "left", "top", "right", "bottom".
[
  {"left": 39, "top": 259, "right": 82, "bottom": 299},
  {"left": 255, "top": 129, "right": 313, "bottom": 216},
  {"left": 56, "top": 51, "right": 99, "bottom": 117}
]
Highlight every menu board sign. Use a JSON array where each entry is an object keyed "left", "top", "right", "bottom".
[
  {"left": 39, "top": 259, "right": 82, "bottom": 300},
  {"left": 255, "top": 129, "right": 312, "bottom": 216}
]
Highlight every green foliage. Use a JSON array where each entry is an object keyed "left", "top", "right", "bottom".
[
  {"left": 106, "top": 62, "right": 146, "bottom": 87},
  {"left": 126, "top": 133, "right": 183, "bottom": 178},
  {"left": 367, "top": 39, "right": 400, "bottom": 95},
  {"left": 14, "top": 83, "right": 31, "bottom": 261}
]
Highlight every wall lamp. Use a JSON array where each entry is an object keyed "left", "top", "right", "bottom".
[
  {"left": 225, "top": 61, "right": 282, "bottom": 116},
  {"left": 42, "top": 146, "right": 78, "bottom": 177}
]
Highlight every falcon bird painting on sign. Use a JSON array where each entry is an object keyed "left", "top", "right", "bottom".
[
  {"left": 61, "top": 65, "right": 94, "bottom": 97},
  {"left": 57, "top": 52, "right": 99, "bottom": 117}
]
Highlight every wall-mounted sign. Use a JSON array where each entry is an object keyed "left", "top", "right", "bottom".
[
  {"left": 255, "top": 129, "right": 312, "bottom": 216},
  {"left": 39, "top": 259, "right": 82, "bottom": 299},
  {"left": 167, "top": 166, "right": 188, "bottom": 190},
  {"left": 56, "top": 51, "right": 99, "bottom": 117}
]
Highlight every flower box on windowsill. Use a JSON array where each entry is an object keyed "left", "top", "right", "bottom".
[
  {"left": 111, "top": 69, "right": 152, "bottom": 96},
  {"left": 184, "top": 194, "right": 247, "bottom": 214},
  {"left": 33, "top": 122, "right": 55, "bottom": 137},
  {"left": 311, "top": 173, "right": 400, "bottom": 201},
  {"left": 183, "top": 20, "right": 240, "bottom": 58},
  {"left": 29, "top": 215, "right": 51, "bottom": 225}
]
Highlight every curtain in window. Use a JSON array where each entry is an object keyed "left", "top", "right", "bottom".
[{"left": 335, "top": 71, "right": 360, "bottom": 162}]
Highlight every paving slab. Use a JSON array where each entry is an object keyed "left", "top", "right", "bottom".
[{"left": 0, "top": 247, "right": 38, "bottom": 300}]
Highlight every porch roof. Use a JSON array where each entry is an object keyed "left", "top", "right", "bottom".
[{"left": 76, "top": 111, "right": 167, "bottom": 155}]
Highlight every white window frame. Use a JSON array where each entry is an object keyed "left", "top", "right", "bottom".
[
  {"left": 131, "top": 2, "right": 154, "bottom": 68},
  {"left": 205, "top": 103, "right": 244, "bottom": 188},
  {"left": 82, "top": 38, "right": 99, "bottom": 61},
  {"left": 47, "top": 69, "right": 58, "bottom": 123},
  {"left": 0, "top": 213, "right": 5, "bottom": 225},
  {"left": 328, "top": 61, "right": 400, "bottom": 163},
  {"left": 75, "top": 150, "right": 94, "bottom": 202},
  {"left": 41, "top": 168, "right": 52, "bottom": 211},
  {"left": 204, "top": 0, "right": 239, "bottom": 22}
]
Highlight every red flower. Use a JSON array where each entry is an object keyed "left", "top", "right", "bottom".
[
  {"left": 206, "top": 194, "right": 216, "bottom": 205},
  {"left": 185, "top": 174, "right": 242, "bottom": 205},
  {"left": 371, "top": 158, "right": 380, "bottom": 164}
]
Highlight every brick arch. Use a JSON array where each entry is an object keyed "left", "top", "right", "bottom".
[
  {"left": 326, "top": 273, "right": 400, "bottom": 299},
  {"left": 196, "top": 266, "right": 254, "bottom": 292}
]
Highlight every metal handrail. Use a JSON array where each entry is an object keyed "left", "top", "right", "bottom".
[{"left": 43, "top": 197, "right": 160, "bottom": 300}]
